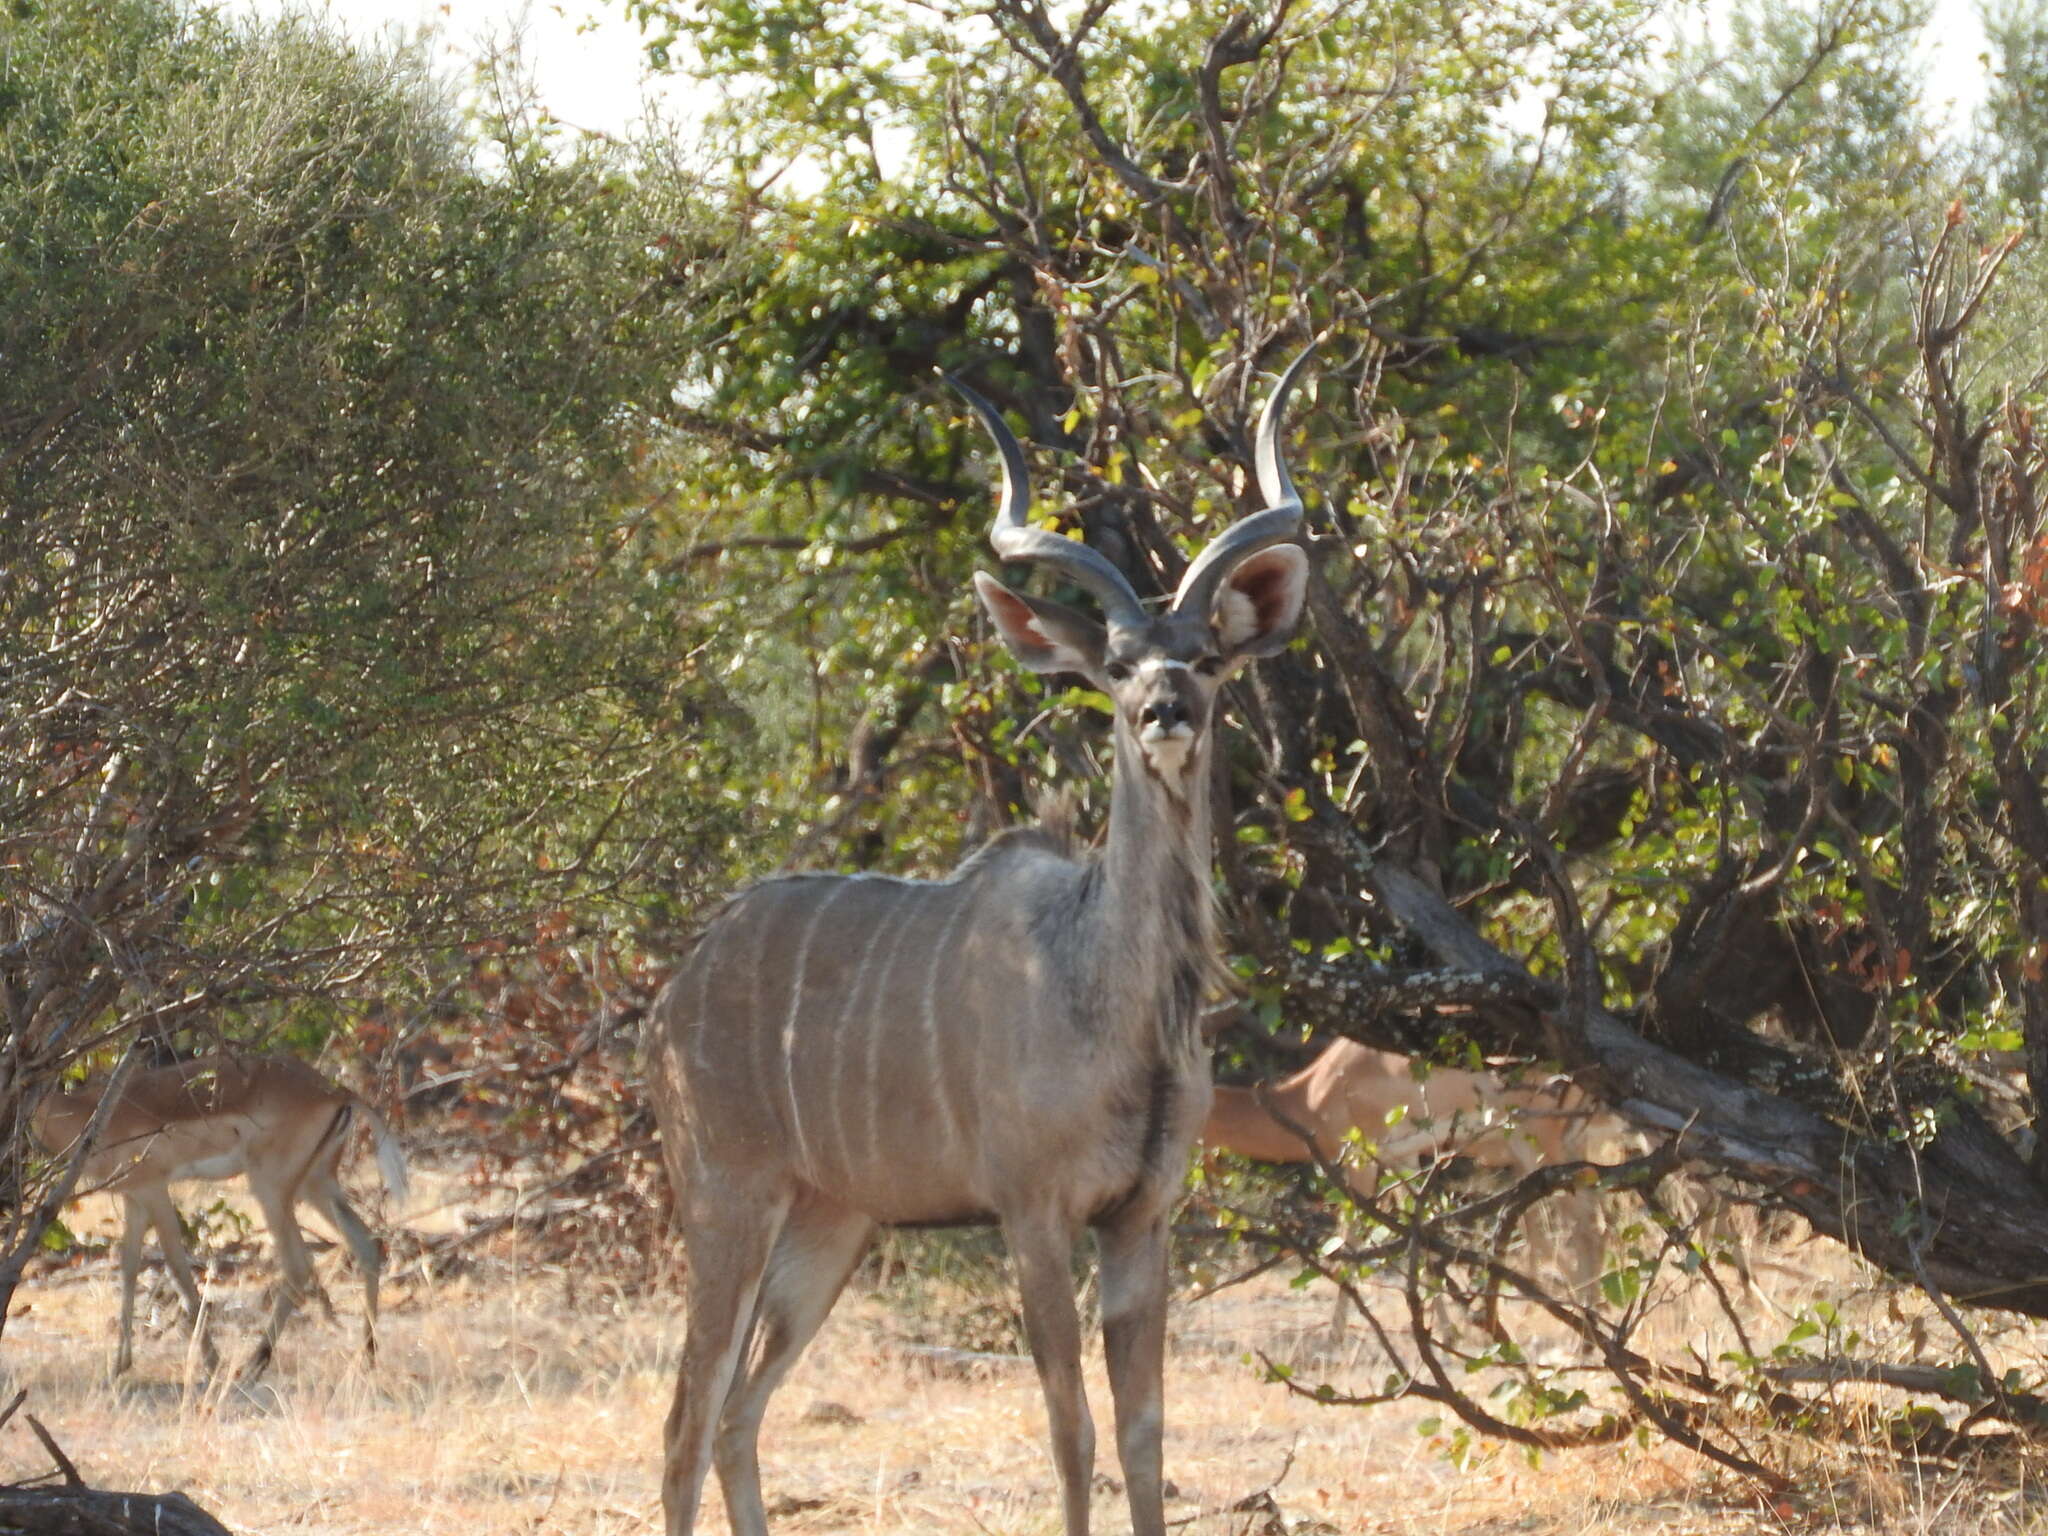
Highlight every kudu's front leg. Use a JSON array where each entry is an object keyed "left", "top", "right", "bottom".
[
  {"left": 1098, "top": 1213, "right": 1172, "bottom": 1536},
  {"left": 1006, "top": 1212, "right": 1095, "bottom": 1535}
]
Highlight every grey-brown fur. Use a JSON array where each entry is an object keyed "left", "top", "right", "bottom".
[{"left": 644, "top": 354, "right": 1316, "bottom": 1536}]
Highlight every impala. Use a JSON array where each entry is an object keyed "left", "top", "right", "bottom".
[
  {"left": 644, "top": 356, "right": 1315, "bottom": 1536},
  {"left": 33, "top": 1052, "right": 408, "bottom": 1376},
  {"left": 1204, "top": 1039, "right": 1617, "bottom": 1291}
]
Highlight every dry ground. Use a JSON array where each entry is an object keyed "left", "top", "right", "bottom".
[{"left": 4, "top": 1174, "right": 2046, "bottom": 1534}]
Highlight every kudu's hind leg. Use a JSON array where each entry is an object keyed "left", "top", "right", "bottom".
[
  {"left": 1098, "top": 1213, "right": 1172, "bottom": 1536},
  {"left": 664, "top": 1193, "right": 789, "bottom": 1536},
  {"left": 1006, "top": 1211, "right": 1095, "bottom": 1536},
  {"left": 712, "top": 1203, "right": 872, "bottom": 1536}
]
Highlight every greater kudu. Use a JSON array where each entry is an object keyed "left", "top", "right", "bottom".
[{"left": 644, "top": 356, "right": 1315, "bottom": 1536}]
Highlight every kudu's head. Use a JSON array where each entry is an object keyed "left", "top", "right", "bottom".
[{"left": 953, "top": 355, "right": 1313, "bottom": 793}]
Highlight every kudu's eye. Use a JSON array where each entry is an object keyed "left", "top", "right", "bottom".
[{"left": 1105, "top": 661, "right": 1133, "bottom": 682}]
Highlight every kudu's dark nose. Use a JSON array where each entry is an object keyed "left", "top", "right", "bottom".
[{"left": 1142, "top": 697, "right": 1190, "bottom": 731}]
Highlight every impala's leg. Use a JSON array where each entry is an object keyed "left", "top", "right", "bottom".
[
  {"left": 305, "top": 1170, "right": 383, "bottom": 1359},
  {"left": 713, "top": 1202, "right": 872, "bottom": 1536},
  {"left": 1525, "top": 1180, "right": 1603, "bottom": 1300},
  {"left": 132, "top": 1189, "right": 202, "bottom": 1320},
  {"left": 1558, "top": 1186, "right": 1606, "bottom": 1298},
  {"left": 301, "top": 1113, "right": 350, "bottom": 1326},
  {"left": 240, "top": 1178, "right": 324, "bottom": 1381},
  {"left": 664, "top": 1192, "right": 789, "bottom": 1536},
  {"left": 132, "top": 1187, "right": 219, "bottom": 1373},
  {"left": 1097, "top": 1211, "right": 1172, "bottom": 1536},
  {"left": 113, "top": 1194, "right": 147, "bottom": 1375},
  {"left": 1005, "top": 1211, "right": 1094, "bottom": 1536}
]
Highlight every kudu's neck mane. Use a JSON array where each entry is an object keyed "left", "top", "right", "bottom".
[{"left": 1072, "top": 712, "right": 1219, "bottom": 1059}]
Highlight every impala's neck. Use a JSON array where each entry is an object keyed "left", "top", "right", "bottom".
[
  {"left": 1203, "top": 1081, "right": 1317, "bottom": 1163},
  {"left": 1082, "top": 717, "right": 1218, "bottom": 1058}
]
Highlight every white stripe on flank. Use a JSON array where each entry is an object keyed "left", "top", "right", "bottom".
[
  {"left": 863, "top": 896, "right": 925, "bottom": 1174},
  {"left": 681, "top": 894, "right": 749, "bottom": 1165},
  {"left": 922, "top": 897, "right": 976, "bottom": 1158},
  {"left": 745, "top": 891, "right": 775, "bottom": 1117},
  {"left": 689, "top": 896, "right": 742, "bottom": 1079},
  {"left": 782, "top": 882, "right": 857, "bottom": 1185},
  {"left": 824, "top": 889, "right": 890, "bottom": 1184}
]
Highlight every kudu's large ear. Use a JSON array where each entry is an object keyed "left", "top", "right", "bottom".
[
  {"left": 1212, "top": 544, "right": 1309, "bottom": 662},
  {"left": 975, "top": 571, "right": 1109, "bottom": 679}
]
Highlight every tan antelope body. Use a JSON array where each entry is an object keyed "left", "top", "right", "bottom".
[
  {"left": 1204, "top": 1039, "right": 1617, "bottom": 1291},
  {"left": 645, "top": 358, "right": 1316, "bottom": 1536},
  {"left": 32, "top": 1053, "right": 408, "bottom": 1376}
]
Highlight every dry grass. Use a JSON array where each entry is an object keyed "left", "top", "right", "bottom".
[{"left": 5, "top": 1179, "right": 2048, "bottom": 1534}]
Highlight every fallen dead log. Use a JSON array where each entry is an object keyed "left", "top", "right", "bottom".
[
  {"left": 1321, "top": 843, "right": 2048, "bottom": 1319},
  {"left": 0, "top": 1487, "right": 236, "bottom": 1536},
  {"left": 0, "top": 1391, "right": 235, "bottom": 1535}
]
